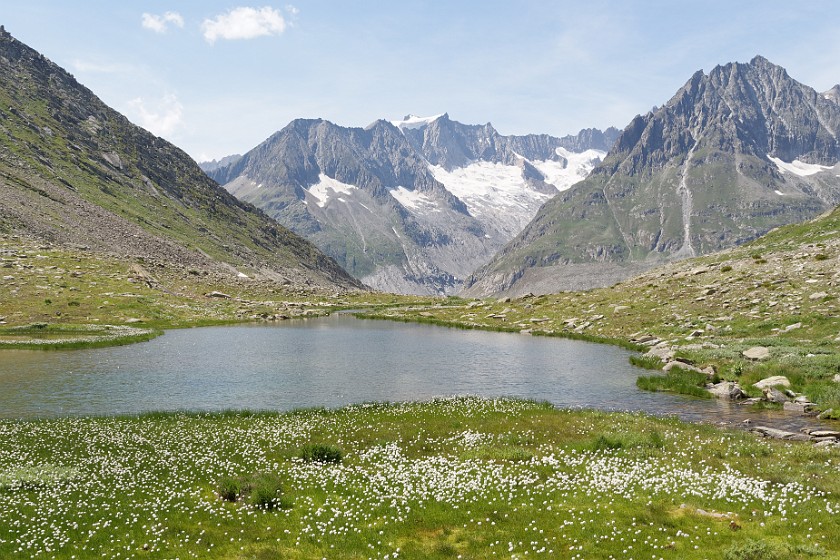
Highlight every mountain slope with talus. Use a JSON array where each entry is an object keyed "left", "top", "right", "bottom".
[
  {"left": 208, "top": 113, "right": 618, "bottom": 295},
  {"left": 464, "top": 56, "right": 840, "bottom": 297},
  {"left": 0, "top": 28, "right": 360, "bottom": 291}
]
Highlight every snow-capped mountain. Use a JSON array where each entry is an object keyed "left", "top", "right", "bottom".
[
  {"left": 465, "top": 56, "right": 840, "bottom": 297},
  {"left": 206, "top": 115, "right": 619, "bottom": 294}
]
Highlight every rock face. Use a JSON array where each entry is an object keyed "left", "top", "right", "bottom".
[
  {"left": 465, "top": 56, "right": 840, "bottom": 297},
  {"left": 0, "top": 29, "right": 361, "bottom": 291},
  {"left": 207, "top": 114, "right": 619, "bottom": 294}
]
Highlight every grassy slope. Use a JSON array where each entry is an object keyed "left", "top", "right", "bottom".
[
  {"left": 0, "top": 398, "right": 836, "bottom": 560},
  {"left": 0, "top": 31, "right": 358, "bottom": 290},
  {"left": 0, "top": 234, "right": 415, "bottom": 348}
]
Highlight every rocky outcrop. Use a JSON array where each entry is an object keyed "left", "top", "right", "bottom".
[{"left": 465, "top": 56, "right": 840, "bottom": 297}]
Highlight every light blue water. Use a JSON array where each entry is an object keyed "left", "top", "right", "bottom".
[{"left": 0, "top": 315, "right": 827, "bottom": 429}]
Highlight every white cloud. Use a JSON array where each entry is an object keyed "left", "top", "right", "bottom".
[
  {"left": 141, "top": 11, "right": 185, "bottom": 34},
  {"left": 201, "top": 6, "right": 288, "bottom": 44},
  {"left": 127, "top": 94, "right": 184, "bottom": 137}
]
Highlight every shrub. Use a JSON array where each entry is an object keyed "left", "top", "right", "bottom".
[
  {"left": 591, "top": 434, "right": 623, "bottom": 451},
  {"left": 300, "top": 443, "right": 343, "bottom": 464},
  {"left": 814, "top": 253, "right": 829, "bottom": 261},
  {"left": 720, "top": 265, "right": 733, "bottom": 272},
  {"left": 248, "top": 473, "right": 286, "bottom": 510},
  {"left": 217, "top": 475, "right": 246, "bottom": 502},
  {"left": 217, "top": 472, "right": 290, "bottom": 510}
]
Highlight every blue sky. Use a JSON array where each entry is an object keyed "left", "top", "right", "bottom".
[{"left": 3, "top": 1, "right": 839, "bottom": 161}]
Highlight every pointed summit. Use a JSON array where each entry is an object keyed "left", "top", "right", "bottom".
[{"left": 465, "top": 56, "right": 840, "bottom": 297}]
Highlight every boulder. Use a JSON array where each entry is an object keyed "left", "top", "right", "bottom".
[
  {"left": 663, "top": 360, "right": 705, "bottom": 374},
  {"left": 808, "top": 430, "right": 840, "bottom": 438},
  {"left": 205, "top": 291, "right": 232, "bottom": 298},
  {"left": 763, "top": 387, "right": 790, "bottom": 403},
  {"left": 753, "top": 376, "right": 791, "bottom": 390},
  {"left": 742, "top": 346, "right": 770, "bottom": 360},
  {"left": 708, "top": 381, "right": 745, "bottom": 400},
  {"left": 644, "top": 346, "right": 675, "bottom": 362},
  {"left": 783, "top": 402, "right": 811, "bottom": 414},
  {"left": 751, "top": 426, "right": 810, "bottom": 441}
]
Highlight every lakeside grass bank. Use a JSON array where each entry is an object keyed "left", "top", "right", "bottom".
[{"left": 0, "top": 397, "right": 837, "bottom": 559}]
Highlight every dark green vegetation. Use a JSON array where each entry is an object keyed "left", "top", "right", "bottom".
[
  {"left": 0, "top": 398, "right": 837, "bottom": 559},
  {"left": 636, "top": 366, "right": 714, "bottom": 399}
]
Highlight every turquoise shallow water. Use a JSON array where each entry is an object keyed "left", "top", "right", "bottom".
[{"left": 0, "top": 315, "right": 829, "bottom": 430}]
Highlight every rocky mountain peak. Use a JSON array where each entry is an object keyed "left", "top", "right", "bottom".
[
  {"left": 824, "top": 85, "right": 840, "bottom": 105},
  {"left": 464, "top": 56, "right": 840, "bottom": 297}
]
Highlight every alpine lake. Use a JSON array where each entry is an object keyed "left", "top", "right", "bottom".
[{"left": 0, "top": 314, "right": 827, "bottom": 431}]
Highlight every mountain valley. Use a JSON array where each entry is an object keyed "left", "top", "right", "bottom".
[{"left": 206, "top": 115, "right": 618, "bottom": 294}]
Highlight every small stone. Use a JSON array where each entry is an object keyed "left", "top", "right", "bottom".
[
  {"left": 817, "top": 409, "right": 835, "bottom": 420},
  {"left": 783, "top": 322, "right": 802, "bottom": 332},
  {"left": 205, "top": 291, "right": 232, "bottom": 298},
  {"left": 809, "top": 291, "right": 828, "bottom": 300}
]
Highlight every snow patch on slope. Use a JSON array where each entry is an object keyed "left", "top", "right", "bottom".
[
  {"left": 768, "top": 155, "right": 834, "bottom": 177},
  {"left": 389, "top": 186, "right": 441, "bottom": 213},
  {"left": 390, "top": 114, "right": 445, "bottom": 131},
  {"left": 307, "top": 174, "right": 358, "bottom": 208},
  {"left": 532, "top": 148, "right": 605, "bottom": 191}
]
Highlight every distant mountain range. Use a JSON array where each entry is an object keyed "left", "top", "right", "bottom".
[
  {"left": 0, "top": 29, "right": 360, "bottom": 291},
  {"left": 205, "top": 114, "right": 619, "bottom": 294},
  {"left": 465, "top": 56, "right": 840, "bottom": 296}
]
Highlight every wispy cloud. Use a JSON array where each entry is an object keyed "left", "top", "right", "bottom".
[
  {"left": 127, "top": 94, "right": 184, "bottom": 137},
  {"left": 202, "top": 6, "right": 288, "bottom": 44},
  {"left": 141, "top": 11, "right": 185, "bottom": 34}
]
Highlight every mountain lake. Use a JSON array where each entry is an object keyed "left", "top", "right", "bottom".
[{"left": 0, "top": 314, "right": 828, "bottom": 430}]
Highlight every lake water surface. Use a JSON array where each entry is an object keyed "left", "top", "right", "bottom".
[{"left": 0, "top": 315, "right": 827, "bottom": 429}]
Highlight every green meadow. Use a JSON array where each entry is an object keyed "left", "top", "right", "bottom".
[{"left": 0, "top": 398, "right": 837, "bottom": 559}]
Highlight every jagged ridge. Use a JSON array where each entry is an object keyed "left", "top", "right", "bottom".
[
  {"left": 465, "top": 55, "right": 840, "bottom": 297},
  {"left": 208, "top": 114, "right": 618, "bottom": 294}
]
